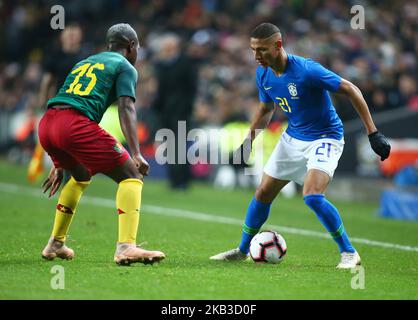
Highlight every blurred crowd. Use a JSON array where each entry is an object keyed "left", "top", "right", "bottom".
[{"left": 0, "top": 0, "right": 417, "bottom": 151}]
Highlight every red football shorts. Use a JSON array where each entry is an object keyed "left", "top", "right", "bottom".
[{"left": 38, "top": 108, "right": 130, "bottom": 175}]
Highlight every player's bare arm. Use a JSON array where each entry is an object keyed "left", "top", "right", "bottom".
[
  {"left": 248, "top": 101, "right": 276, "bottom": 143},
  {"left": 337, "top": 78, "right": 391, "bottom": 161},
  {"left": 117, "top": 96, "right": 150, "bottom": 176},
  {"left": 233, "top": 102, "right": 275, "bottom": 165},
  {"left": 337, "top": 78, "right": 377, "bottom": 134}
]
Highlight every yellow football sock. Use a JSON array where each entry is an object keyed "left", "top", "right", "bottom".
[
  {"left": 52, "top": 177, "right": 90, "bottom": 242},
  {"left": 116, "top": 178, "right": 143, "bottom": 244}
]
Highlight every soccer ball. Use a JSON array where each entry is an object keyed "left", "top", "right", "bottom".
[{"left": 250, "top": 230, "right": 287, "bottom": 264}]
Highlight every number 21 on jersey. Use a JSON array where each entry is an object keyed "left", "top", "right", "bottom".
[
  {"left": 275, "top": 97, "right": 292, "bottom": 113},
  {"left": 66, "top": 63, "right": 105, "bottom": 96}
]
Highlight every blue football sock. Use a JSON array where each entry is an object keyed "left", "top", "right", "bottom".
[
  {"left": 239, "top": 197, "right": 272, "bottom": 254},
  {"left": 304, "top": 194, "right": 355, "bottom": 253}
]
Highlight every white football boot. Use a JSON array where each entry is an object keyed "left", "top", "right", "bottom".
[
  {"left": 336, "top": 251, "right": 361, "bottom": 269},
  {"left": 210, "top": 248, "right": 249, "bottom": 261},
  {"left": 114, "top": 243, "right": 165, "bottom": 266},
  {"left": 42, "top": 237, "right": 74, "bottom": 261}
]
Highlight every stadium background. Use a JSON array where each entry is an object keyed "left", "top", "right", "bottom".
[
  {"left": 0, "top": 0, "right": 417, "bottom": 301},
  {"left": 0, "top": 0, "right": 417, "bottom": 210}
]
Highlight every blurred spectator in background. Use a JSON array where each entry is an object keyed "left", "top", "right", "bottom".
[
  {"left": 27, "top": 23, "right": 90, "bottom": 182},
  {"left": 37, "top": 23, "right": 88, "bottom": 108},
  {"left": 0, "top": 0, "right": 416, "bottom": 181},
  {"left": 152, "top": 33, "right": 198, "bottom": 190}
]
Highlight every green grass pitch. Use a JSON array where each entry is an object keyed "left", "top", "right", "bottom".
[{"left": 0, "top": 160, "right": 417, "bottom": 299}]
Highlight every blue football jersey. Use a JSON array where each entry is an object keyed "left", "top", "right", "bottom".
[{"left": 256, "top": 54, "right": 343, "bottom": 141}]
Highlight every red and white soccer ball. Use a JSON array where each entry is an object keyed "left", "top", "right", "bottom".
[{"left": 250, "top": 231, "right": 287, "bottom": 264}]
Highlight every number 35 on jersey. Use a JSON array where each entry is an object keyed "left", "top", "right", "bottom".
[{"left": 66, "top": 63, "right": 105, "bottom": 96}]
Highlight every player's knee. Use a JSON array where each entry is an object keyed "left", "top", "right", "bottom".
[
  {"left": 126, "top": 168, "right": 141, "bottom": 180},
  {"left": 303, "top": 183, "right": 327, "bottom": 197},
  {"left": 70, "top": 166, "right": 92, "bottom": 182},
  {"left": 115, "top": 161, "right": 143, "bottom": 182},
  {"left": 255, "top": 185, "right": 275, "bottom": 203}
]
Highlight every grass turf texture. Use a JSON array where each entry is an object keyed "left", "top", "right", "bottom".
[{"left": 0, "top": 160, "right": 417, "bottom": 299}]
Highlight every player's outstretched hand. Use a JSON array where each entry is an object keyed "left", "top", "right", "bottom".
[
  {"left": 133, "top": 153, "right": 150, "bottom": 176},
  {"left": 368, "top": 131, "right": 391, "bottom": 161},
  {"left": 230, "top": 138, "right": 252, "bottom": 167},
  {"left": 41, "top": 167, "right": 64, "bottom": 198}
]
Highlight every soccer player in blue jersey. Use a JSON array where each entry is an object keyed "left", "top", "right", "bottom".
[{"left": 210, "top": 23, "right": 391, "bottom": 268}]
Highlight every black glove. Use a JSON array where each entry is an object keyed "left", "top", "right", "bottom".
[
  {"left": 230, "top": 138, "right": 252, "bottom": 168},
  {"left": 368, "top": 131, "right": 391, "bottom": 161}
]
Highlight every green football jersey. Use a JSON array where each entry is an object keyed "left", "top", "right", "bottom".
[{"left": 47, "top": 51, "right": 138, "bottom": 123}]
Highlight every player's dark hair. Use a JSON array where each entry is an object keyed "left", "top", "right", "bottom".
[
  {"left": 251, "top": 23, "right": 281, "bottom": 39},
  {"left": 106, "top": 23, "right": 138, "bottom": 50}
]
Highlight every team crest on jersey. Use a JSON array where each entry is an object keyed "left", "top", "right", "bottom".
[{"left": 288, "top": 83, "right": 298, "bottom": 99}]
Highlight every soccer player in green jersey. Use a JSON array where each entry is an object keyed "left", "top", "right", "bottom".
[{"left": 39, "top": 23, "right": 165, "bottom": 265}]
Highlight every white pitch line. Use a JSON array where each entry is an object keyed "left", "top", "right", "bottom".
[{"left": 1, "top": 182, "right": 417, "bottom": 253}]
